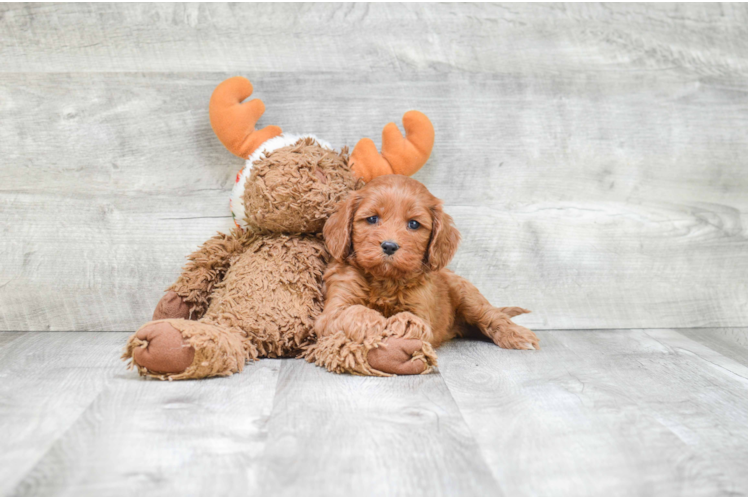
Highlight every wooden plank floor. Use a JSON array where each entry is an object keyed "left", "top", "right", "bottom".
[{"left": 1, "top": 328, "right": 747, "bottom": 496}]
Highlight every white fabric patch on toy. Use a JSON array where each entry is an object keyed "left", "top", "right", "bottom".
[{"left": 230, "top": 133, "right": 332, "bottom": 230}]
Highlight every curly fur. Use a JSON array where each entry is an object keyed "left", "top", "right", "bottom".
[
  {"left": 243, "top": 138, "right": 361, "bottom": 234},
  {"left": 306, "top": 175, "right": 540, "bottom": 376},
  {"left": 168, "top": 229, "right": 253, "bottom": 319},
  {"left": 123, "top": 139, "right": 360, "bottom": 379},
  {"left": 202, "top": 233, "right": 329, "bottom": 357}
]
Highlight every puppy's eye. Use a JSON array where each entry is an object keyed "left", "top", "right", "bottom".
[
  {"left": 366, "top": 216, "right": 379, "bottom": 224},
  {"left": 408, "top": 220, "right": 421, "bottom": 230}
]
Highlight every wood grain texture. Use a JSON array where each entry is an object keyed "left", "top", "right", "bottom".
[
  {"left": 256, "top": 359, "right": 500, "bottom": 496},
  {"left": 437, "top": 329, "right": 748, "bottom": 496},
  {"left": 2, "top": 72, "right": 748, "bottom": 331},
  {"left": 0, "top": 331, "right": 126, "bottom": 495},
  {"left": 1, "top": 4, "right": 747, "bottom": 75},
  {"left": 3, "top": 328, "right": 748, "bottom": 495},
  {"left": 0, "top": 331, "right": 23, "bottom": 349},
  {"left": 12, "top": 355, "right": 281, "bottom": 496},
  {"left": 676, "top": 327, "right": 748, "bottom": 368},
  {"left": 1, "top": 3, "right": 747, "bottom": 331}
]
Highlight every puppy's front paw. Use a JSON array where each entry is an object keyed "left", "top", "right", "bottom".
[
  {"left": 383, "top": 312, "right": 431, "bottom": 340},
  {"left": 491, "top": 324, "right": 540, "bottom": 350},
  {"left": 367, "top": 338, "right": 435, "bottom": 375}
]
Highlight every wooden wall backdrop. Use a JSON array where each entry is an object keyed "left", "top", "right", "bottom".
[{"left": 2, "top": 3, "right": 748, "bottom": 332}]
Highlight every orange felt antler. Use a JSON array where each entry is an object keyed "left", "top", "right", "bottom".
[
  {"left": 209, "top": 76, "right": 282, "bottom": 159},
  {"left": 350, "top": 110, "right": 435, "bottom": 182}
]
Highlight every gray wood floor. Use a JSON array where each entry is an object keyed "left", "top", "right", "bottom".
[
  {"left": 0, "top": 328, "right": 747, "bottom": 496},
  {"left": 2, "top": 3, "right": 748, "bottom": 496}
]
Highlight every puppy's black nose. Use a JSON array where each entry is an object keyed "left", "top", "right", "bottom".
[{"left": 381, "top": 241, "right": 399, "bottom": 255}]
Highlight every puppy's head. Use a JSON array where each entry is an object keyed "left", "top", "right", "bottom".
[{"left": 324, "top": 175, "right": 460, "bottom": 278}]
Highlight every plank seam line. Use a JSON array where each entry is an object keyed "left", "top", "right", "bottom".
[
  {"left": 4, "top": 346, "right": 123, "bottom": 495},
  {"left": 253, "top": 357, "right": 297, "bottom": 496},
  {"left": 432, "top": 368, "right": 504, "bottom": 494},
  {"left": 642, "top": 329, "right": 748, "bottom": 383},
  {"left": 10, "top": 387, "right": 114, "bottom": 495}
]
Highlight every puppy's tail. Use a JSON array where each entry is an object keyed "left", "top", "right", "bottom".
[{"left": 498, "top": 307, "right": 531, "bottom": 318}]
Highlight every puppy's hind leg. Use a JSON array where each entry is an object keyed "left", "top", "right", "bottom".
[{"left": 445, "top": 271, "right": 540, "bottom": 350}]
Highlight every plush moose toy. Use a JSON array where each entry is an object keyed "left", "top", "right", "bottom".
[{"left": 122, "top": 77, "right": 434, "bottom": 379}]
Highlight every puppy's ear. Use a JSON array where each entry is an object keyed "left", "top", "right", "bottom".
[
  {"left": 426, "top": 203, "right": 461, "bottom": 271},
  {"left": 324, "top": 192, "right": 359, "bottom": 261}
]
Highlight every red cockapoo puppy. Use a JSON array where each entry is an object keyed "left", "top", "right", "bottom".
[{"left": 307, "top": 174, "right": 540, "bottom": 376}]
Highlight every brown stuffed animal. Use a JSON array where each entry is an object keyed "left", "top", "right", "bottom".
[{"left": 122, "top": 76, "right": 434, "bottom": 380}]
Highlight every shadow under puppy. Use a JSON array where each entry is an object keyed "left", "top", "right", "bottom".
[{"left": 306, "top": 175, "right": 540, "bottom": 376}]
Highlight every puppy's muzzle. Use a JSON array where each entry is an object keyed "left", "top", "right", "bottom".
[{"left": 381, "top": 241, "right": 399, "bottom": 256}]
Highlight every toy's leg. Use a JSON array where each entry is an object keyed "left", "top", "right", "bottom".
[
  {"left": 167, "top": 229, "right": 250, "bottom": 319},
  {"left": 122, "top": 319, "right": 247, "bottom": 380},
  {"left": 306, "top": 306, "right": 437, "bottom": 377},
  {"left": 152, "top": 291, "right": 192, "bottom": 321}
]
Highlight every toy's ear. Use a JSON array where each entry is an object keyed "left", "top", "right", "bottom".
[
  {"left": 350, "top": 110, "right": 434, "bottom": 182},
  {"left": 323, "top": 192, "right": 360, "bottom": 261},
  {"left": 425, "top": 202, "right": 461, "bottom": 271},
  {"left": 209, "top": 77, "right": 282, "bottom": 159}
]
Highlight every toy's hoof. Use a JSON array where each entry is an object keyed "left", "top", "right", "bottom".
[
  {"left": 132, "top": 322, "right": 195, "bottom": 374},
  {"left": 368, "top": 338, "right": 427, "bottom": 375},
  {"left": 152, "top": 291, "right": 191, "bottom": 321}
]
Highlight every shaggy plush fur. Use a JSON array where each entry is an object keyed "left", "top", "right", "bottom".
[
  {"left": 305, "top": 175, "right": 540, "bottom": 376},
  {"left": 123, "top": 139, "right": 362, "bottom": 379},
  {"left": 243, "top": 139, "right": 358, "bottom": 234}
]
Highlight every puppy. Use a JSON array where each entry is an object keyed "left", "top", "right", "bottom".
[{"left": 311, "top": 174, "right": 539, "bottom": 376}]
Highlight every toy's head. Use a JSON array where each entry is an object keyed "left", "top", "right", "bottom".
[
  {"left": 239, "top": 137, "right": 360, "bottom": 234},
  {"left": 209, "top": 77, "right": 434, "bottom": 234}
]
